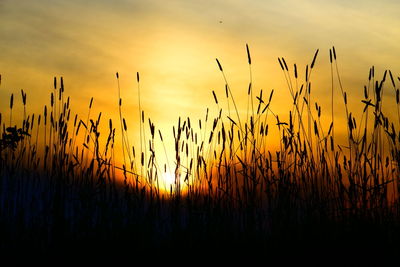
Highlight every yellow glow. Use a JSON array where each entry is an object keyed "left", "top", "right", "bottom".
[
  {"left": 1, "top": 0, "right": 400, "bottom": 191},
  {"left": 163, "top": 172, "right": 176, "bottom": 191}
]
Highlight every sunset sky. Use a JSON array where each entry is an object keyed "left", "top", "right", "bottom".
[{"left": 1, "top": 0, "right": 400, "bottom": 173}]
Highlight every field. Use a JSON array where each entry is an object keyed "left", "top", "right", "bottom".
[{"left": 1, "top": 47, "right": 400, "bottom": 264}]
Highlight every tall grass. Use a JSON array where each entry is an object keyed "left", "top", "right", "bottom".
[{"left": 0, "top": 47, "right": 400, "bottom": 261}]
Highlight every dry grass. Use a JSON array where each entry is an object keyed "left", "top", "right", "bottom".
[{"left": 0, "top": 46, "right": 400, "bottom": 262}]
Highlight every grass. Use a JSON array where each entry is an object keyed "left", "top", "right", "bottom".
[{"left": 1, "top": 46, "right": 400, "bottom": 263}]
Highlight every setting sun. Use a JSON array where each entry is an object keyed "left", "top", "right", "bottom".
[{"left": 162, "top": 172, "right": 175, "bottom": 192}]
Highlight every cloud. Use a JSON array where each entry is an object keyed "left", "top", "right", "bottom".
[{"left": 1, "top": 0, "right": 399, "bottom": 131}]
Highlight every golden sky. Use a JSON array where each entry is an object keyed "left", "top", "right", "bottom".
[{"left": 1, "top": 0, "right": 400, "bottom": 176}]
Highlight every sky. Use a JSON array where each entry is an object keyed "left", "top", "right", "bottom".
[{"left": 1, "top": 0, "right": 400, "bottom": 176}]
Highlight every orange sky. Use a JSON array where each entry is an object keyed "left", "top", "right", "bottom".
[{"left": 1, "top": 0, "right": 400, "bottom": 184}]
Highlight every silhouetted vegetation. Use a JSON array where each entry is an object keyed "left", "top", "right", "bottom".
[{"left": 1, "top": 47, "right": 400, "bottom": 263}]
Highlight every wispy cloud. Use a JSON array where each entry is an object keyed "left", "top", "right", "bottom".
[{"left": 0, "top": 0, "right": 399, "bottom": 129}]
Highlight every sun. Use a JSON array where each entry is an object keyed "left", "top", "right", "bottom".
[
  {"left": 160, "top": 171, "right": 188, "bottom": 194},
  {"left": 163, "top": 172, "right": 176, "bottom": 191}
]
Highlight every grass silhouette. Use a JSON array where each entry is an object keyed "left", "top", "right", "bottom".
[{"left": 1, "top": 46, "right": 400, "bottom": 263}]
